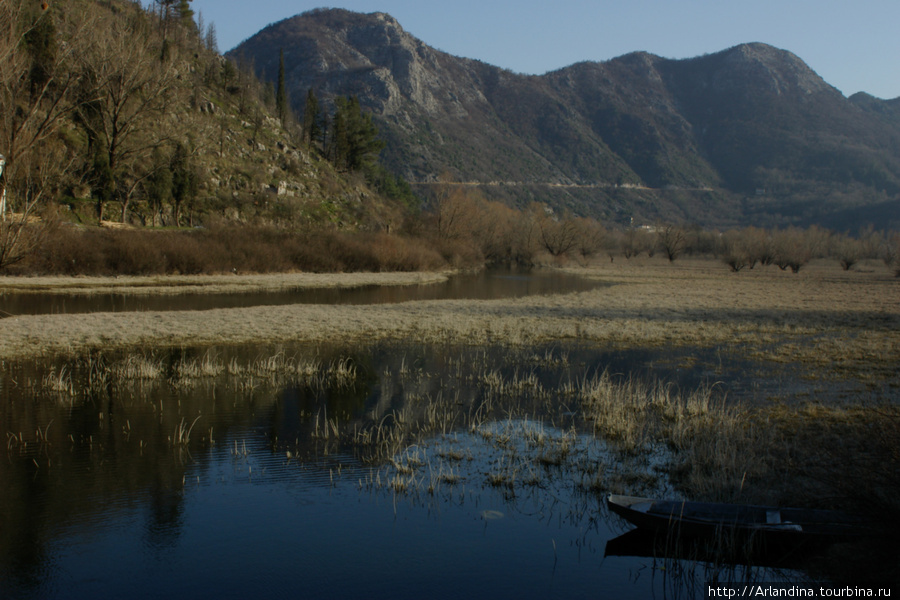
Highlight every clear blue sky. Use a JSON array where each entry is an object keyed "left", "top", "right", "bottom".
[{"left": 180, "top": 0, "right": 899, "bottom": 99}]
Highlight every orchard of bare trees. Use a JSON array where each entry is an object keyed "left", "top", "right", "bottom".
[{"left": 413, "top": 180, "right": 900, "bottom": 276}]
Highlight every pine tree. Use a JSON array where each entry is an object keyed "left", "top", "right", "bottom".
[
  {"left": 170, "top": 142, "right": 195, "bottom": 226},
  {"left": 146, "top": 147, "right": 173, "bottom": 225},
  {"left": 155, "top": 0, "right": 175, "bottom": 39},
  {"left": 204, "top": 22, "right": 218, "bottom": 53},
  {"left": 156, "top": 0, "right": 194, "bottom": 38},
  {"left": 302, "top": 89, "right": 321, "bottom": 150},
  {"left": 23, "top": 4, "right": 57, "bottom": 95},
  {"left": 177, "top": 0, "right": 194, "bottom": 29},
  {"left": 275, "top": 49, "right": 289, "bottom": 126},
  {"left": 330, "top": 100, "right": 349, "bottom": 168},
  {"left": 330, "top": 96, "right": 384, "bottom": 172}
]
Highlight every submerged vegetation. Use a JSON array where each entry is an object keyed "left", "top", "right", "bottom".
[{"left": 8, "top": 339, "right": 899, "bottom": 581}]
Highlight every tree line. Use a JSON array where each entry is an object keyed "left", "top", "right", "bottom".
[{"left": 414, "top": 178, "right": 900, "bottom": 275}]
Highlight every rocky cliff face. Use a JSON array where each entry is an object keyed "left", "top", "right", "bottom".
[{"left": 230, "top": 9, "right": 900, "bottom": 229}]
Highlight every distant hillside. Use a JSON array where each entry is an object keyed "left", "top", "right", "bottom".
[{"left": 230, "top": 9, "right": 900, "bottom": 230}]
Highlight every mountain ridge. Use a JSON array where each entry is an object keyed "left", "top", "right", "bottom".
[{"left": 230, "top": 9, "right": 900, "bottom": 229}]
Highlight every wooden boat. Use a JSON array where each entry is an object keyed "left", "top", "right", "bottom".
[{"left": 607, "top": 494, "right": 882, "bottom": 545}]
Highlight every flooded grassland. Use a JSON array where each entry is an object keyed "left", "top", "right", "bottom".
[
  {"left": 0, "top": 259, "right": 897, "bottom": 366},
  {"left": 1, "top": 259, "right": 898, "bottom": 597}
]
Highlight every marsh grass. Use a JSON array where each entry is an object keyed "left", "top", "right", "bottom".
[
  {"left": 19, "top": 325, "right": 900, "bottom": 580},
  {"left": 564, "top": 369, "right": 728, "bottom": 459},
  {"left": 3, "top": 261, "right": 898, "bottom": 387},
  {"left": 30, "top": 342, "right": 900, "bottom": 528},
  {"left": 172, "top": 416, "right": 202, "bottom": 446},
  {"left": 351, "top": 350, "right": 900, "bottom": 567},
  {"left": 171, "top": 353, "right": 224, "bottom": 383},
  {"left": 111, "top": 354, "right": 165, "bottom": 379},
  {"left": 37, "top": 350, "right": 363, "bottom": 402},
  {"left": 41, "top": 365, "right": 75, "bottom": 396}
]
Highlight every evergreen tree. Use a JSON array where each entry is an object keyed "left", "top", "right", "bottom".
[
  {"left": 146, "top": 147, "right": 172, "bottom": 225},
  {"left": 329, "top": 100, "right": 349, "bottom": 168},
  {"left": 170, "top": 142, "right": 196, "bottom": 226},
  {"left": 177, "top": 0, "right": 194, "bottom": 29},
  {"left": 221, "top": 59, "right": 237, "bottom": 93},
  {"left": 275, "top": 49, "right": 288, "bottom": 126},
  {"left": 155, "top": 0, "right": 193, "bottom": 38},
  {"left": 155, "top": 0, "right": 175, "bottom": 38},
  {"left": 204, "top": 22, "right": 218, "bottom": 53},
  {"left": 91, "top": 146, "right": 115, "bottom": 222},
  {"left": 302, "top": 89, "right": 321, "bottom": 150},
  {"left": 329, "top": 96, "right": 384, "bottom": 172},
  {"left": 23, "top": 4, "right": 57, "bottom": 95}
]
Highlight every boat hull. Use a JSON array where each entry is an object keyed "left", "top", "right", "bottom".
[{"left": 607, "top": 495, "right": 879, "bottom": 546}]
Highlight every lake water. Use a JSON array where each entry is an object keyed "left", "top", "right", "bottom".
[
  {"left": 0, "top": 268, "right": 605, "bottom": 315},
  {"left": 0, "top": 272, "right": 854, "bottom": 598}
]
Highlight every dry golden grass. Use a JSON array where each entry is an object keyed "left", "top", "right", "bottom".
[{"left": 0, "top": 259, "right": 897, "bottom": 381}]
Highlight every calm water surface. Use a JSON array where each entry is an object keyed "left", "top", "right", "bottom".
[
  {"left": 0, "top": 272, "right": 841, "bottom": 599},
  {"left": 0, "top": 340, "right": 820, "bottom": 599},
  {"left": 0, "top": 268, "right": 605, "bottom": 315}
]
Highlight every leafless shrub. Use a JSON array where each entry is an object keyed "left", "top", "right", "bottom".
[
  {"left": 621, "top": 227, "right": 655, "bottom": 259},
  {"left": 832, "top": 234, "right": 863, "bottom": 271},
  {"left": 718, "top": 227, "right": 774, "bottom": 272},
  {"left": 772, "top": 227, "right": 817, "bottom": 273},
  {"left": 883, "top": 233, "right": 900, "bottom": 277},
  {"left": 16, "top": 224, "right": 451, "bottom": 275},
  {"left": 656, "top": 223, "right": 691, "bottom": 262},
  {"left": 532, "top": 204, "right": 578, "bottom": 258}
]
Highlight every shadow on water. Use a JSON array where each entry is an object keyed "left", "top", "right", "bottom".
[{"left": 0, "top": 268, "right": 607, "bottom": 315}]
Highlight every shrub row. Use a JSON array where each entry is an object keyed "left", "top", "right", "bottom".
[{"left": 13, "top": 225, "right": 449, "bottom": 276}]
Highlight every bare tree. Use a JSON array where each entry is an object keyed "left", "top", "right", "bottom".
[
  {"left": 622, "top": 227, "right": 653, "bottom": 259},
  {"left": 0, "top": 1, "right": 85, "bottom": 269},
  {"left": 719, "top": 229, "right": 751, "bottom": 272},
  {"left": 430, "top": 174, "right": 480, "bottom": 242},
  {"left": 474, "top": 199, "right": 535, "bottom": 265},
  {"left": 833, "top": 234, "right": 863, "bottom": 271},
  {"left": 533, "top": 204, "right": 578, "bottom": 257},
  {"left": 656, "top": 223, "right": 690, "bottom": 262},
  {"left": 773, "top": 227, "right": 815, "bottom": 273},
  {"left": 571, "top": 217, "right": 606, "bottom": 260},
  {"left": 75, "top": 7, "right": 178, "bottom": 222},
  {"left": 884, "top": 233, "right": 900, "bottom": 277},
  {"left": 718, "top": 227, "right": 775, "bottom": 272}
]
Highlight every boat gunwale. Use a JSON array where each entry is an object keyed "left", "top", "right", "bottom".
[{"left": 607, "top": 494, "right": 882, "bottom": 540}]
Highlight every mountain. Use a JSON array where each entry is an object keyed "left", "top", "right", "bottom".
[{"left": 230, "top": 9, "right": 900, "bottom": 229}]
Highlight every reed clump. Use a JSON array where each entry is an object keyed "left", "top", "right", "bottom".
[
  {"left": 111, "top": 354, "right": 166, "bottom": 379},
  {"left": 36, "top": 349, "right": 363, "bottom": 401},
  {"left": 41, "top": 365, "right": 75, "bottom": 396}
]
